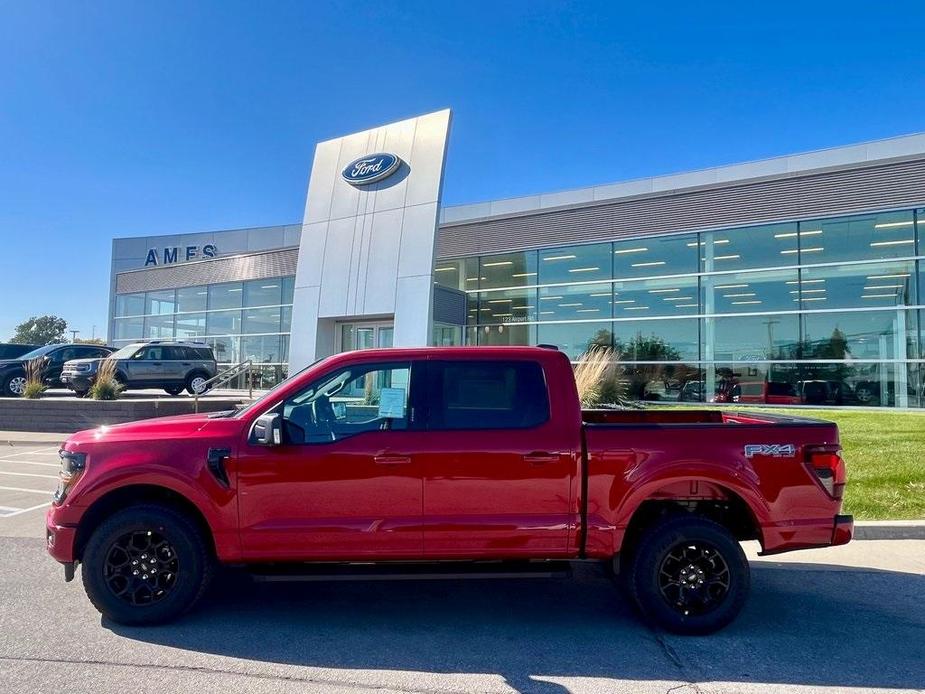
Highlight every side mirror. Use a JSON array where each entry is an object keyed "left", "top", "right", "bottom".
[{"left": 252, "top": 413, "right": 282, "bottom": 446}]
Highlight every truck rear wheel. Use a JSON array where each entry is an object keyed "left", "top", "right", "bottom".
[
  {"left": 627, "top": 515, "right": 749, "bottom": 635},
  {"left": 81, "top": 504, "right": 213, "bottom": 625}
]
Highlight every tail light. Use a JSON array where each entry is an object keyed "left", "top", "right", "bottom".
[{"left": 805, "top": 446, "right": 846, "bottom": 500}]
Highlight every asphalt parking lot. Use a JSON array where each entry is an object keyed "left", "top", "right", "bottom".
[{"left": 0, "top": 442, "right": 922, "bottom": 694}]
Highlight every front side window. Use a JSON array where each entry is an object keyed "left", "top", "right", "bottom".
[
  {"left": 426, "top": 360, "right": 549, "bottom": 430},
  {"left": 282, "top": 362, "right": 412, "bottom": 444}
]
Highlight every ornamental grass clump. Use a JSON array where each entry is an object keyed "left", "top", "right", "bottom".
[
  {"left": 89, "top": 358, "right": 123, "bottom": 401},
  {"left": 573, "top": 345, "right": 628, "bottom": 408},
  {"left": 21, "top": 357, "right": 47, "bottom": 399}
]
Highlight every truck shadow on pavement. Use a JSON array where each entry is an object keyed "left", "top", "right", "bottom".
[{"left": 109, "top": 561, "right": 925, "bottom": 693}]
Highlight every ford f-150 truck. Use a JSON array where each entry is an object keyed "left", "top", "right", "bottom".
[{"left": 46, "top": 346, "right": 852, "bottom": 634}]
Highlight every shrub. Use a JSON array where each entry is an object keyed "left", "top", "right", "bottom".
[
  {"left": 21, "top": 358, "right": 47, "bottom": 399},
  {"left": 89, "top": 359, "right": 123, "bottom": 401},
  {"left": 574, "top": 345, "right": 628, "bottom": 408}
]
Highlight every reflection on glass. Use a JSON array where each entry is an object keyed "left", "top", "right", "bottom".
[
  {"left": 115, "top": 293, "right": 145, "bottom": 317},
  {"left": 614, "top": 234, "right": 697, "bottom": 278},
  {"left": 538, "top": 283, "right": 611, "bottom": 321},
  {"left": 802, "top": 310, "right": 916, "bottom": 360},
  {"left": 800, "top": 261, "right": 916, "bottom": 310},
  {"left": 700, "top": 223, "right": 797, "bottom": 272},
  {"left": 613, "top": 276, "right": 699, "bottom": 317},
  {"left": 244, "top": 279, "right": 282, "bottom": 308},
  {"left": 539, "top": 244, "right": 610, "bottom": 284},
  {"left": 614, "top": 319, "right": 699, "bottom": 361},
  {"left": 175, "top": 313, "right": 206, "bottom": 338},
  {"left": 242, "top": 307, "right": 282, "bottom": 334},
  {"left": 476, "top": 287, "right": 535, "bottom": 324},
  {"left": 480, "top": 251, "right": 538, "bottom": 289},
  {"left": 209, "top": 282, "right": 244, "bottom": 310},
  {"left": 538, "top": 322, "right": 612, "bottom": 360},
  {"left": 709, "top": 314, "right": 800, "bottom": 361},
  {"left": 176, "top": 286, "right": 208, "bottom": 313},
  {"left": 798, "top": 210, "right": 915, "bottom": 264},
  {"left": 702, "top": 268, "right": 798, "bottom": 314}
]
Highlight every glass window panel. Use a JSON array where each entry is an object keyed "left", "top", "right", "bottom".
[
  {"left": 176, "top": 286, "right": 208, "bottom": 313},
  {"left": 175, "top": 312, "right": 206, "bottom": 339},
  {"left": 209, "top": 282, "right": 243, "bottom": 310},
  {"left": 539, "top": 244, "right": 610, "bottom": 284},
  {"left": 907, "top": 362, "right": 923, "bottom": 409},
  {"left": 619, "top": 363, "right": 703, "bottom": 403},
  {"left": 113, "top": 316, "right": 144, "bottom": 340},
  {"left": 710, "top": 363, "right": 802, "bottom": 405},
  {"left": 206, "top": 310, "right": 241, "bottom": 336},
  {"left": 115, "top": 293, "right": 145, "bottom": 317},
  {"left": 280, "top": 335, "right": 290, "bottom": 364},
  {"left": 613, "top": 318, "right": 699, "bottom": 361},
  {"left": 798, "top": 210, "right": 915, "bottom": 264},
  {"left": 280, "top": 306, "right": 292, "bottom": 332},
  {"left": 480, "top": 251, "right": 538, "bottom": 289},
  {"left": 244, "top": 279, "right": 282, "bottom": 307},
  {"left": 242, "top": 307, "right": 282, "bottom": 334},
  {"left": 241, "top": 335, "right": 282, "bottom": 363},
  {"left": 708, "top": 314, "right": 799, "bottom": 361},
  {"left": 476, "top": 287, "right": 535, "bottom": 324},
  {"left": 435, "top": 258, "right": 480, "bottom": 290},
  {"left": 800, "top": 260, "right": 916, "bottom": 310},
  {"left": 143, "top": 315, "right": 174, "bottom": 339},
  {"left": 281, "top": 276, "right": 295, "bottom": 304},
  {"left": 613, "top": 276, "right": 699, "bottom": 318},
  {"left": 145, "top": 290, "right": 176, "bottom": 315},
  {"left": 476, "top": 323, "right": 535, "bottom": 347},
  {"left": 613, "top": 234, "right": 697, "bottom": 279},
  {"left": 701, "top": 223, "right": 797, "bottom": 272},
  {"left": 802, "top": 310, "right": 915, "bottom": 361},
  {"left": 537, "top": 322, "right": 613, "bottom": 360},
  {"left": 207, "top": 336, "right": 237, "bottom": 364},
  {"left": 703, "top": 268, "right": 798, "bottom": 314},
  {"left": 538, "top": 283, "right": 611, "bottom": 321}
]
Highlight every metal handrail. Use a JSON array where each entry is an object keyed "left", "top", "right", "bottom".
[{"left": 193, "top": 359, "right": 254, "bottom": 412}]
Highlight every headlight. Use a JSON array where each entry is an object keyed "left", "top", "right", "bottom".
[{"left": 55, "top": 450, "right": 86, "bottom": 504}]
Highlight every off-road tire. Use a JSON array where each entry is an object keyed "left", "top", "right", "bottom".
[
  {"left": 81, "top": 504, "right": 213, "bottom": 625},
  {"left": 626, "top": 515, "right": 749, "bottom": 635}
]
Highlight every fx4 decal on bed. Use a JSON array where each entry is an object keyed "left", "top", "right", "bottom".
[{"left": 744, "top": 443, "right": 797, "bottom": 458}]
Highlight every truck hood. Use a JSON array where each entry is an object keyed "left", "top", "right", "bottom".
[{"left": 67, "top": 412, "right": 224, "bottom": 445}]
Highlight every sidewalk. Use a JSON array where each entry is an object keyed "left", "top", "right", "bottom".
[{"left": 0, "top": 431, "right": 70, "bottom": 445}]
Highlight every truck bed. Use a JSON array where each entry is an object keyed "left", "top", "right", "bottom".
[{"left": 582, "top": 408, "right": 833, "bottom": 427}]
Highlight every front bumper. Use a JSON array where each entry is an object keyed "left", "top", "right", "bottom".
[
  {"left": 60, "top": 373, "right": 93, "bottom": 390},
  {"left": 45, "top": 507, "right": 77, "bottom": 564}
]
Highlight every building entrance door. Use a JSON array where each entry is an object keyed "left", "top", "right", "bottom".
[{"left": 337, "top": 322, "right": 394, "bottom": 353}]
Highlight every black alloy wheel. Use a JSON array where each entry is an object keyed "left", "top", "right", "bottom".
[
  {"left": 103, "top": 529, "right": 180, "bottom": 606},
  {"left": 626, "top": 515, "right": 749, "bottom": 635},
  {"left": 81, "top": 505, "right": 213, "bottom": 625}
]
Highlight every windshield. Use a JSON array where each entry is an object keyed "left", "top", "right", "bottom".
[
  {"left": 234, "top": 357, "right": 326, "bottom": 417},
  {"left": 109, "top": 343, "right": 145, "bottom": 360},
  {"left": 17, "top": 344, "right": 58, "bottom": 360}
]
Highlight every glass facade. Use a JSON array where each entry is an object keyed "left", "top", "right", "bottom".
[
  {"left": 435, "top": 208, "right": 925, "bottom": 408},
  {"left": 112, "top": 276, "right": 294, "bottom": 388}
]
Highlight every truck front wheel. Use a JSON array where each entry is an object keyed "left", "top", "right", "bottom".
[
  {"left": 81, "top": 505, "right": 213, "bottom": 625},
  {"left": 627, "top": 515, "right": 749, "bottom": 635}
]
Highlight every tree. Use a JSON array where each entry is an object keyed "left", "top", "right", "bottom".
[
  {"left": 76, "top": 337, "right": 107, "bottom": 346},
  {"left": 10, "top": 315, "right": 68, "bottom": 345}
]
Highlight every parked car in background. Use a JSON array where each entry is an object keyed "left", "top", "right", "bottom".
[
  {"left": 796, "top": 380, "right": 854, "bottom": 406},
  {"left": 0, "top": 344, "right": 113, "bottom": 396},
  {"left": 0, "top": 343, "right": 40, "bottom": 360},
  {"left": 61, "top": 340, "right": 218, "bottom": 397},
  {"left": 732, "top": 380, "right": 802, "bottom": 406},
  {"left": 677, "top": 380, "right": 704, "bottom": 402}
]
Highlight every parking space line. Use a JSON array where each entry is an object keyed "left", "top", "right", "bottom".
[
  {"left": 0, "top": 485, "right": 51, "bottom": 495},
  {"left": 0, "top": 505, "right": 21, "bottom": 513},
  {"left": 0, "top": 447, "right": 60, "bottom": 459},
  {"left": 1, "top": 502, "right": 49, "bottom": 518},
  {"left": 4, "top": 460, "right": 60, "bottom": 468},
  {"left": 0, "top": 470, "right": 58, "bottom": 480}
]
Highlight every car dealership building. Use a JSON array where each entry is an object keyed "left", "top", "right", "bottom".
[{"left": 109, "top": 110, "right": 925, "bottom": 407}]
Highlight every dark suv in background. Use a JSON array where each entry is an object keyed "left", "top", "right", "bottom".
[
  {"left": 0, "top": 343, "right": 40, "bottom": 360},
  {"left": 61, "top": 340, "right": 218, "bottom": 397},
  {"left": 0, "top": 343, "right": 114, "bottom": 396}
]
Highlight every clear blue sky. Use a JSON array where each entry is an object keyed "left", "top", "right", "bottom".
[{"left": 2, "top": 1, "right": 924, "bottom": 341}]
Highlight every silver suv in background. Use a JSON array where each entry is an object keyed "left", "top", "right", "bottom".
[{"left": 61, "top": 341, "right": 218, "bottom": 397}]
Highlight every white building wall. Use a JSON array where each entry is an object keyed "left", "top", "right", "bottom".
[{"left": 288, "top": 109, "right": 452, "bottom": 369}]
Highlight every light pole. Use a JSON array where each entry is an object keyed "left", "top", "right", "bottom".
[{"left": 69, "top": 329, "right": 80, "bottom": 342}]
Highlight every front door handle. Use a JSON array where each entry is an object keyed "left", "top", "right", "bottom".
[
  {"left": 374, "top": 455, "right": 412, "bottom": 465},
  {"left": 524, "top": 452, "right": 560, "bottom": 465}
]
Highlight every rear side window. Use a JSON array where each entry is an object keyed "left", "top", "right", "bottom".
[
  {"left": 195, "top": 347, "right": 214, "bottom": 360},
  {"left": 426, "top": 361, "right": 549, "bottom": 430}
]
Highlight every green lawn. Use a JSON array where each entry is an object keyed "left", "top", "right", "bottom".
[{"left": 676, "top": 407, "right": 925, "bottom": 520}]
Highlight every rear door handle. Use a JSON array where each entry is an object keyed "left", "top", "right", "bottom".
[
  {"left": 374, "top": 455, "right": 412, "bottom": 465},
  {"left": 524, "top": 452, "right": 560, "bottom": 465}
]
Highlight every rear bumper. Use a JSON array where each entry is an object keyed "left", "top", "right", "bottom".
[{"left": 760, "top": 513, "right": 854, "bottom": 555}]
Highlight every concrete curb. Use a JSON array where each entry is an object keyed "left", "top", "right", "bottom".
[
  {"left": 854, "top": 520, "right": 925, "bottom": 540},
  {"left": 1, "top": 433, "right": 70, "bottom": 446}
]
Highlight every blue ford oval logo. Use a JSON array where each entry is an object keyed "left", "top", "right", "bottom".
[{"left": 342, "top": 152, "right": 402, "bottom": 186}]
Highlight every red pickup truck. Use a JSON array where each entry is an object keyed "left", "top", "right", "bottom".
[{"left": 46, "top": 346, "right": 852, "bottom": 634}]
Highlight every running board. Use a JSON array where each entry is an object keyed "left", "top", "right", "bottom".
[{"left": 248, "top": 560, "right": 573, "bottom": 583}]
